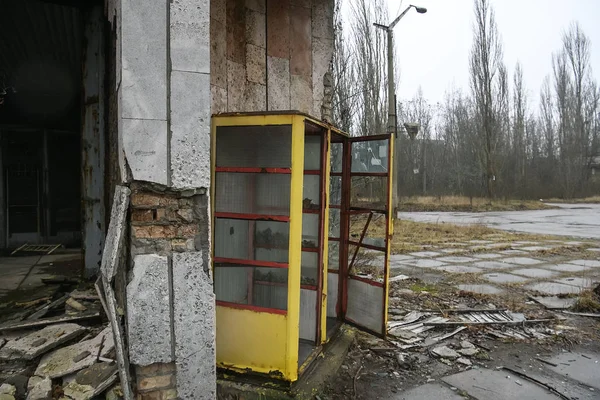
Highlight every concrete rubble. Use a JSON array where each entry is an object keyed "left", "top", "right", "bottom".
[{"left": 0, "top": 281, "right": 122, "bottom": 400}]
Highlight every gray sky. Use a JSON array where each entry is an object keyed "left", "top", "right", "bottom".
[{"left": 379, "top": 0, "right": 600, "bottom": 109}]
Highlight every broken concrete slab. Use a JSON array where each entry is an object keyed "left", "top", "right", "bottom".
[
  {"left": 437, "top": 265, "right": 484, "bottom": 274},
  {"left": 100, "top": 186, "right": 131, "bottom": 282},
  {"left": 25, "top": 377, "right": 51, "bottom": 400},
  {"left": 436, "top": 256, "right": 476, "bottom": 263},
  {"left": 529, "top": 296, "right": 577, "bottom": 310},
  {"left": 525, "top": 282, "right": 583, "bottom": 295},
  {"left": 457, "top": 347, "right": 479, "bottom": 356},
  {"left": 498, "top": 249, "right": 527, "bottom": 255},
  {"left": 389, "top": 254, "right": 415, "bottom": 262},
  {"left": 0, "top": 385, "right": 15, "bottom": 396},
  {"left": 0, "top": 323, "right": 85, "bottom": 361},
  {"left": 520, "top": 246, "right": 552, "bottom": 251},
  {"left": 511, "top": 268, "right": 560, "bottom": 279},
  {"left": 392, "top": 383, "right": 465, "bottom": 400},
  {"left": 438, "top": 248, "right": 466, "bottom": 254},
  {"left": 389, "top": 274, "right": 410, "bottom": 282},
  {"left": 546, "top": 352, "right": 600, "bottom": 390},
  {"left": 461, "top": 340, "right": 475, "bottom": 349},
  {"left": 456, "top": 357, "right": 472, "bottom": 366},
  {"left": 62, "top": 363, "right": 118, "bottom": 400},
  {"left": 432, "top": 346, "right": 459, "bottom": 360},
  {"left": 126, "top": 254, "right": 172, "bottom": 366},
  {"left": 482, "top": 273, "right": 529, "bottom": 284},
  {"left": 567, "top": 259, "right": 600, "bottom": 268},
  {"left": 35, "top": 326, "right": 114, "bottom": 379},
  {"left": 457, "top": 284, "right": 504, "bottom": 295},
  {"left": 498, "top": 257, "right": 543, "bottom": 266},
  {"left": 443, "top": 368, "right": 561, "bottom": 399},
  {"left": 546, "top": 263, "right": 590, "bottom": 273}
]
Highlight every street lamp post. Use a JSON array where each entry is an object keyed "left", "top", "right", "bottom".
[{"left": 374, "top": 4, "right": 427, "bottom": 216}]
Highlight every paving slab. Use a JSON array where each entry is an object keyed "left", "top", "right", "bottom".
[
  {"left": 530, "top": 296, "right": 578, "bottom": 310},
  {"left": 62, "top": 363, "right": 118, "bottom": 400},
  {"left": 483, "top": 273, "right": 529, "bottom": 284},
  {"left": 567, "top": 259, "right": 600, "bottom": 268},
  {"left": 409, "top": 251, "right": 442, "bottom": 258},
  {"left": 482, "top": 243, "right": 512, "bottom": 249},
  {"left": 469, "top": 240, "right": 493, "bottom": 244},
  {"left": 472, "top": 253, "right": 503, "bottom": 259},
  {"left": 587, "top": 248, "right": 600, "bottom": 252},
  {"left": 554, "top": 276, "right": 596, "bottom": 289},
  {"left": 393, "top": 383, "right": 465, "bottom": 400},
  {"left": 546, "top": 263, "right": 590, "bottom": 273},
  {"left": 399, "top": 259, "right": 447, "bottom": 269},
  {"left": 546, "top": 352, "right": 600, "bottom": 390},
  {"left": 389, "top": 254, "right": 415, "bottom": 262},
  {"left": 472, "top": 261, "right": 517, "bottom": 270},
  {"left": 457, "top": 284, "right": 503, "bottom": 295},
  {"left": 512, "top": 241, "right": 540, "bottom": 245},
  {"left": 0, "top": 324, "right": 85, "bottom": 361},
  {"left": 35, "top": 326, "right": 114, "bottom": 379},
  {"left": 442, "top": 368, "right": 561, "bottom": 400},
  {"left": 436, "top": 256, "right": 477, "bottom": 264},
  {"left": 525, "top": 282, "right": 583, "bottom": 295},
  {"left": 511, "top": 268, "right": 561, "bottom": 279},
  {"left": 499, "top": 257, "right": 543, "bottom": 266},
  {"left": 437, "top": 265, "right": 484, "bottom": 274}
]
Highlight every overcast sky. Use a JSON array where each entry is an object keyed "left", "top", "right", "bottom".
[{"left": 363, "top": 0, "right": 600, "bottom": 110}]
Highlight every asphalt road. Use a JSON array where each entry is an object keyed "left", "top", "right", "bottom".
[{"left": 398, "top": 203, "right": 600, "bottom": 239}]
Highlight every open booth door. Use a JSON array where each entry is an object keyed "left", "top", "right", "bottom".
[{"left": 342, "top": 134, "right": 393, "bottom": 336}]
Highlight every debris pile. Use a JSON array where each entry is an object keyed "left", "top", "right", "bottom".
[{"left": 0, "top": 284, "right": 121, "bottom": 400}]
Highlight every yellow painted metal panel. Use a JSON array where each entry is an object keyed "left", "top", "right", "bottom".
[
  {"left": 285, "top": 115, "right": 305, "bottom": 381},
  {"left": 212, "top": 114, "right": 293, "bottom": 127},
  {"left": 216, "top": 306, "right": 288, "bottom": 376},
  {"left": 320, "top": 129, "right": 331, "bottom": 344}
]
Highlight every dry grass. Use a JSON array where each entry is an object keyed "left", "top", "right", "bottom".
[
  {"left": 398, "top": 195, "right": 556, "bottom": 212},
  {"left": 572, "top": 290, "right": 600, "bottom": 313},
  {"left": 543, "top": 196, "right": 600, "bottom": 204}
]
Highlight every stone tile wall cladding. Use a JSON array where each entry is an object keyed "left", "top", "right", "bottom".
[
  {"left": 104, "top": 0, "right": 215, "bottom": 398},
  {"left": 211, "top": 0, "right": 334, "bottom": 120}
]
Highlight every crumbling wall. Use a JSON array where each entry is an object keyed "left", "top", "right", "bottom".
[
  {"left": 210, "top": 0, "right": 334, "bottom": 120},
  {"left": 104, "top": 0, "right": 214, "bottom": 398}
]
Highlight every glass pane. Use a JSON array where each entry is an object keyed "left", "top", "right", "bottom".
[
  {"left": 330, "top": 143, "right": 343, "bottom": 173},
  {"left": 304, "top": 135, "right": 321, "bottom": 170},
  {"left": 328, "top": 241, "right": 340, "bottom": 271},
  {"left": 216, "top": 125, "right": 292, "bottom": 168},
  {"left": 349, "top": 214, "right": 386, "bottom": 249},
  {"left": 215, "top": 219, "right": 289, "bottom": 263},
  {"left": 330, "top": 176, "right": 341, "bottom": 206},
  {"left": 351, "top": 140, "right": 389, "bottom": 173},
  {"left": 350, "top": 176, "right": 388, "bottom": 211},
  {"left": 301, "top": 251, "right": 318, "bottom": 286},
  {"left": 303, "top": 175, "right": 320, "bottom": 209},
  {"left": 215, "top": 265, "right": 288, "bottom": 310},
  {"left": 329, "top": 208, "right": 340, "bottom": 238},
  {"left": 302, "top": 214, "right": 319, "bottom": 249},
  {"left": 348, "top": 245, "right": 384, "bottom": 282},
  {"left": 216, "top": 173, "right": 291, "bottom": 215}
]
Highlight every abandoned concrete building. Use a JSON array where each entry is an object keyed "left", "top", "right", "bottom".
[{"left": 0, "top": 0, "right": 394, "bottom": 398}]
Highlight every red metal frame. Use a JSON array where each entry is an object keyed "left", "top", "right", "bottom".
[
  {"left": 215, "top": 212, "right": 290, "bottom": 222},
  {"left": 347, "top": 240, "right": 386, "bottom": 252},
  {"left": 216, "top": 300, "right": 287, "bottom": 315},
  {"left": 303, "top": 170, "right": 321, "bottom": 175},
  {"left": 214, "top": 257, "right": 289, "bottom": 269},
  {"left": 349, "top": 172, "right": 388, "bottom": 177},
  {"left": 348, "top": 212, "right": 373, "bottom": 271}
]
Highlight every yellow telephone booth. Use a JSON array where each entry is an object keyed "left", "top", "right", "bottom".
[{"left": 211, "top": 112, "right": 394, "bottom": 382}]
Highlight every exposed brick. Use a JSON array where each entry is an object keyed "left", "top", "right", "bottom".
[
  {"left": 172, "top": 239, "right": 195, "bottom": 252},
  {"left": 131, "top": 193, "right": 162, "bottom": 207},
  {"left": 138, "top": 375, "right": 174, "bottom": 392},
  {"left": 137, "top": 391, "right": 161, "bottom": 400},
  {"left": 176, "top": 208, "right": 194, "bottom": 223},
  {"left": 162, "top": 389, "right": 178, "bottom": 399},
  {"left": 137, "top": 363, "right": 176, "bottom": 377},
  {"left": 133, "top": 225, "right": 178, "bottom": 239},
  {"left": 132, "top": 209, "right": 155, "bottom": 222},
  {"left": 177, "top": 225, "right": 198, "bottom": 238}
]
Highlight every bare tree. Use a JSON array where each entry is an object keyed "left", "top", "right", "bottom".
[{"left": 469, "top": 0, "right": 505, "bottom": 199}]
